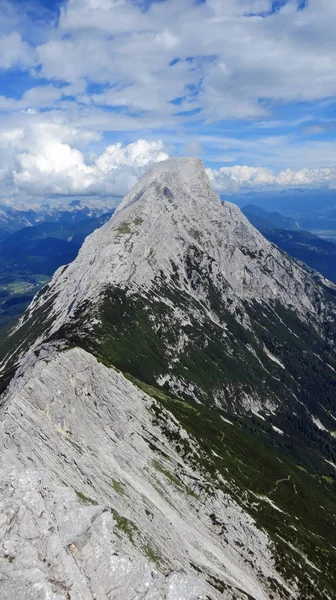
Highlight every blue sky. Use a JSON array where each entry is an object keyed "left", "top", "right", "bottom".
[{"left": 0, "top": 0, "right": 335, "bottom": 202}]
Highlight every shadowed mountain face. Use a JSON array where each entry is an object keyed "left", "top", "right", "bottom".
[
  {"left": 258, "top": 228, "right": 336, "bottom": 284},
  {"left": 0, "top": 212, "right": 113, "bottom": 331},
  {"left": 242, "top": 204, "right": 336, "bottom": 284},
  {"left": 0, "top": 159, "right": 336, "bottom": 600},
  {"left": 241, "top": 204, "right": 300, "bottom": 231}
]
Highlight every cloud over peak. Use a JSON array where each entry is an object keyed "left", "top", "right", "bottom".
[
  {"left": 1, "top": 117, "right": 333, "bottom": 201},
  {"left": 6, "top": 126, "right": 169, "bottom": 198}
]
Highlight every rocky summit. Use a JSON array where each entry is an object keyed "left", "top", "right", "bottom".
[{"left": 0, "top": 158, "right": 336, "bottom": 600}]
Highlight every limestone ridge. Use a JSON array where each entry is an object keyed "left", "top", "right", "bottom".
[
  {"left": 0, "top": 158, "right": 336, "bottom": 599},
  {"left": 0, "top": 347, "right": 290, "bottom": 600}
]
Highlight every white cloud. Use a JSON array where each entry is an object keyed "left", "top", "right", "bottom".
[
  {"left": 1, "top": 0, "right": 336, "bottom": 142},
  {"left": 182, "top": 139, "right": 203, "bottom": 157},
  {"left": 0, "top": 32, "right": 35, "bottom": 69},
  {"left": 2, "top": 0, "right": 336, "bottom": 126},
  {"left": 206, "top": 165, "right": 336, "bottom": 193},
  {"left": 0, "top": 111, "right": 335, "bottom": 203},
  {"left": 0, "top": 85, "right": 64, "bottom": 112},
  {"left": 25, "top": 0, "right": 336, "bottom": 123},
  {"left": 0, "top": 113, "right": 334, "bottom": 202},
  {"left": 0, "top": 121, "right": 169, "bottom": 198},
  {"left": 0, "top": 0, "right": 336, "bottom": 202}
]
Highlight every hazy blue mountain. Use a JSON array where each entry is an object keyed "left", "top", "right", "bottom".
[
  {"left": 225, "top": 188, "right": 336, "bottom": 239},
  {"left": 0, "top": 211, "right": 113, "bottom": 330},
  {"left": 260, "top": 229, "right": 336, "bottom": 283},
  {"left": 242, "top": 204, "right": 300, "bottom": 230},
  {"left": 0, "top": 199, "right": 116, "bottom": 241},
  {"left": 241, "top": 205, "right": 336, "bottom": 283},
  {"left": 224, "top": 187, "right": 336, "bottom": 215}
]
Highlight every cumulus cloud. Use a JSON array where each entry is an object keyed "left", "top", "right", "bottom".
[
  {"left": 0, "top": 114, "right": 334, "bottom": 202},
  {"left": 206, "top": 165, "right": 336, "bottom": 193},
  {"left": 0, "top": 32, "right": 35, "bottom": 70},
  {"left": 30, "top": 0, "right": 336, "bottom": 121},
  {"left": 1, "top": 0, "right": 335, "bottom": 123},
  {"left": 14, "top": 138, "right": 169, "bottom": 197},
  {"left": 0, "top": 121, "right": 169, "bottom": 199},
  {"left": 0, "top": 114, "right": 335, "bottom": 203}
]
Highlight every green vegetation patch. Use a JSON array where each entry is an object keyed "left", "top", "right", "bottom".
[
  {"left": 115, "top": 221, "right": 132, "bottom": 236},
  {"left": 111, "top": 509, "right": 138, "bottom": 543},
  {"left": 75, "top": 490, "right": 98, "bottom": 506},
  {"left": 142, "top": 543, "right": 162, "bottom": 566},
  {"left": 149, "top": 387, "right": 336, "bottom": 598},
  {"left": 153, "top": 459, "right": 183, "bottom": 489},
  {"left": 112, "top": 479, "right": 126, "bottom": 496}
]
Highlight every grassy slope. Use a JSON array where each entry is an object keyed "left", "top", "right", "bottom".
[{"left": 125, "top": 377, "right": 336, "bottom": 599}]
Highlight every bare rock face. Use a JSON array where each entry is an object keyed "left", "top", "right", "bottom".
[
  {"left": 0, "top": 159, "right": 336, "bottom": 599},
  {"left": 0, "top": 348, "right": 290, "bottom": 600}
]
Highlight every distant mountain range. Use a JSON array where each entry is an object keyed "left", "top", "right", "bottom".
[
  {"left": 0, "top": 198, "right": 116, "bottom": 241},
  {"left": 241, "top": 204, "right": 300, "bottom": 231},
  {"left": 242, "top": 204, "right": 336, "bottom": 284},
  {"left": 225, "top": 187, "right": 336, "bottom": 239},
  {"left": 0, "top": 211, "right": 113, "bottom": 330}
]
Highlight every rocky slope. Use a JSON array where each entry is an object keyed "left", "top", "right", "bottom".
[
  {"left": 0, "top": 158, "right": 336, "bottom": 599},
  {"left": 0, "top": 347, "right": 295, "bottom": 600}
]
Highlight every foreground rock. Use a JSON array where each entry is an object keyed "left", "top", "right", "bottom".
[{"left": 0, "top": 348, "right": 289, "bottom": 600}]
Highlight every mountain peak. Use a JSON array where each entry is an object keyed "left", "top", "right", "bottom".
[
  {"left": 146, "top": 155, "right": 203, "bottom": 176},
  {"left": 13, "top": 156, "right": 332, "bottom": 345},
  {"left": 116, "top": 156, "right": 219, "bottom": 215},
  {"left": 128, "top": 156, "right": 205, "bottom": 186}
]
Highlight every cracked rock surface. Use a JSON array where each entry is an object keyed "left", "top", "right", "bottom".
[{"left": 0, "top": 348, "right": 292, "bottom": 600}]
